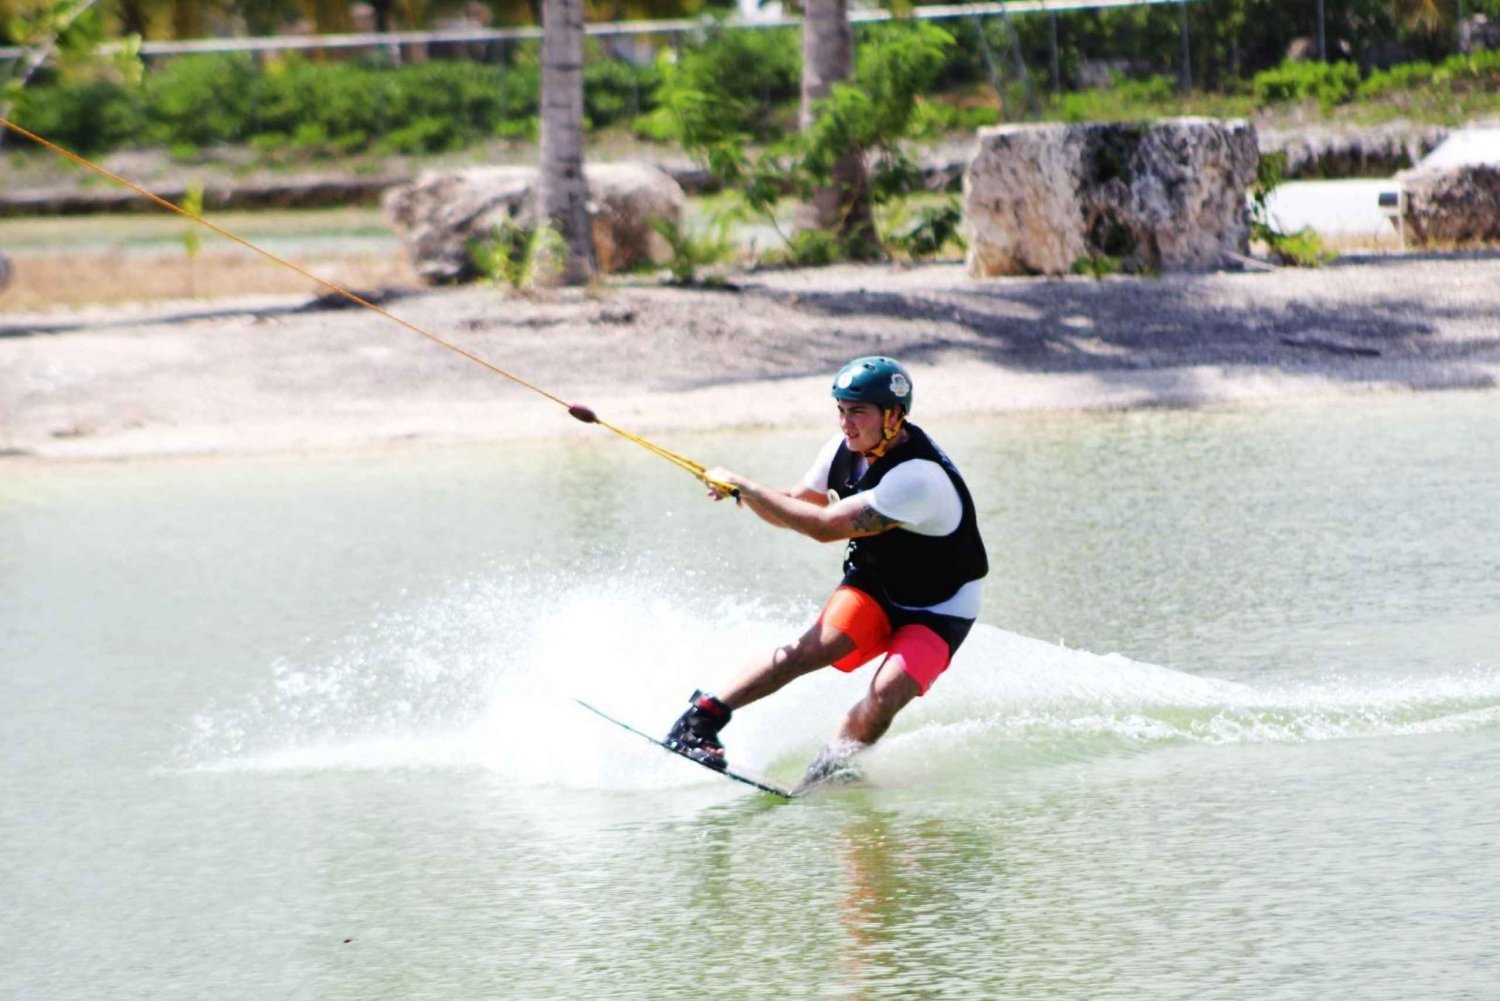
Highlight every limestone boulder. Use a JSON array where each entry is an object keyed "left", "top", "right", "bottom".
[
  {"left": 584, "top": 162, "right": 683, "bottom": 274},
  {"left": 1398, "top": 165, "right": 1500, "bottom": 247},
  {"left": 963, "top": 119, "right": 1259, "bottom": 277},
  {"left": 383, "top": 163, "right": 683, "bottom": 283},
  {"left": 383, "top": 166, "right": 535, "bottom": 284},
  {"left": 1260, "top": 123, "right": 1447, "bottom": 179}
]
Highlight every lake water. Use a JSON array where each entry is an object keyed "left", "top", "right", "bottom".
[{"left": 4, "top": 392, "right": 1499, "bottom": 999}]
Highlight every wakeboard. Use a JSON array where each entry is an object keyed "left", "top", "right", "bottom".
[{"left": 575, "top": 698, "right": 798, "bottom": 800}]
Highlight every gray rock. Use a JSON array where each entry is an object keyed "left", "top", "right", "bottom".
[
  {"left": 1397, "top": 164, "right": 1500, "bottom": 246},
  {"left": 1460, "top": 14, "right": 1500, "bottom": 54},
  {"left": 0, "top": 249, "right": 10, "bottom": 293},
  {"left": 584, "top": 162, "right": 684, "bottom": 275},
  {"left": 384, "top": 165, "right": 534, "bottom": 284},
  {"left": 963, "top": 119, "right": 1259, "bottom": 277},
  {"left": 1260, "top": 123, "right": 1448, "bottom": 179},
  {"left": 383, "top": 162, "right": 683, "bottom": 284}
]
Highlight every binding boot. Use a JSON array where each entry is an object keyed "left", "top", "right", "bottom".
[{"left": 665, "top": 690, "right": 732, "bottom": 770}]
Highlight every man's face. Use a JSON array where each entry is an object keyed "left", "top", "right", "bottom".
[{"left": 837, "top": 400, "right": 886, "bottom": 453}]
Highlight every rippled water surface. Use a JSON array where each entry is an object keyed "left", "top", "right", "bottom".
[{"left": 4, "top": 392, "right": 1499, "bottom": 999}]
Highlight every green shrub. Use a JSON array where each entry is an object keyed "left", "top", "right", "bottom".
[
  {"left": 13, "top": 78, "right": 142, "bottom": 154},
  {"left": 1056, "top": 74, "right": 1180, "bottom": 122},
  {"left": 629, "top": 106, "right": 677, "bottom": 143},
  {"left": 887, "top": 199, "right": 964, "bottom": 260},
  {"left": 669, "top": 20, "right": 956, "bottom": 266},
  {"left": 650, "top": 216, "right": 734, "bottom": 284},
  {"left": 1071, "top": 254, "right": 1122, "bottom": 278},
  {"left": 583, "top": 53, "right": 660, "bottom": 129},
  {"left": 467, "top": 217, "right": 565, "bottom": 292},
  {"left": 1359, "top": 49, "right": 1500, "bottom": 98},
  {"left": 657, "top": 25, "right": 800, "bottom": 145},
  {"left": 380, "top": 117, "right": 465, "bottom": 154},
  {"left": 143, "top": 54, "right": 258, "bottom": 146},
  {"left": 1249, "top": 151, "right": 1335, "bottom": 268},
  {"left": 1263, "top": 226, "right": 1336, "bottom": 267},
  {"left": 1252, "top": 59, "right": 1360, "bottom": 107},
  {"left": 249, "top": 57, "right": 529, "bottom": 154},
  {"left": 915, "top": 101, "right": 1001, "bottom": 135},
  {"left": 785, "top": 229, "right": 838, "bottom": 267}
]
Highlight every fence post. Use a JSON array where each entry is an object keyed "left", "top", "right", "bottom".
[
  {"left": 1178, "top": 0, "right": 1191, "bottom": 92},
  {"left": 1049, "top": 11, "right": 1060, "bottom": 92}
]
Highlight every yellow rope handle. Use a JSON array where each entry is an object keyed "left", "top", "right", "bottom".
[{"left": 0, "top": 117, "right": 734, "bottom": 495}]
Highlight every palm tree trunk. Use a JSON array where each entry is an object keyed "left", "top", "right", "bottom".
[
  {"left": 539, "top": 0, "right": 596, "bottom": 286},
  {"left": 172, "top": 0, "right": 203, "bottom": 39},
  {"left": 796, "top": 0, "right": 877, "bottom": 258}
]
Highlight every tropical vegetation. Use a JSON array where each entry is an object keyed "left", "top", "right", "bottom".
[{"left": 4, "top": 0, "right": 1500, "bottom": 269}]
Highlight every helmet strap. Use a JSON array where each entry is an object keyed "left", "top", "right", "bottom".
[{"left": 862, "top": 409, "right": 906, "bottom": 460}]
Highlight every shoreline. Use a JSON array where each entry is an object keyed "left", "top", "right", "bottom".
[{"left": 3, "top": 257, "right": 1498, "bottom": 466}]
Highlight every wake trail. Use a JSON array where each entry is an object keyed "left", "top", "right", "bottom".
[{"left": 181, "top": 569, "right": 1500, "bottom": 788}]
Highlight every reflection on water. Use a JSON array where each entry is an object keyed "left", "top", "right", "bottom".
[{"left": 4, "top": 392, "right": 1500, "bottom": 999}]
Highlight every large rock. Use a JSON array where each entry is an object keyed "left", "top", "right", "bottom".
[
  {"left": 1260, "top": 123, "right": 1447, "bottom": 179},
  {"left": 0, "top": 249, "right": 10, "bottom": 293},
  {"left": 963, "top": 119, "right": 1259, "bottom": 277},
  {"left": 1398, "top": 164, "right": 1500, "bottom": 246},
  {"left": 383, "top": 163, "right": 683, "bottom": 283},
  {"left": 584, "top": 163, "right": 683, "bottom": 276}
]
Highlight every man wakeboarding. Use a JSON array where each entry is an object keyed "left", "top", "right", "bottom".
[{"left": 665, "top": 356, "right": 988, "bottom": 788}]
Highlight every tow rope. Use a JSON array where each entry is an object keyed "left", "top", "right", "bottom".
[{"left": 0, "top": 117, "right": 735, "bottom": 495}]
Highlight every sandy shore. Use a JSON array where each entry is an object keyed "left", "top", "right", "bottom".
[{"left": 3, "top": 254, "right": 1499, "bottom": 463}]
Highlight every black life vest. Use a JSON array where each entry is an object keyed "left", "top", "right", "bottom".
[{"left": 827, "top": 423, "right": 988, "bottom": 609}]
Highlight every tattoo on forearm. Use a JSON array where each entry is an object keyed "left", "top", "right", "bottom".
[{"left": 850, "top": 502, "right": 898, "bottom": 534}]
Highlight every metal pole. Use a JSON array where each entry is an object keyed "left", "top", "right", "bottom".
[
  {"left": 1049, "top": 11, "right": 1060, "bottom": 92},
  {"left": 973, "top": 16, "right": 1008, "bottom": 119},
  {"left": 1316, "top": 0, "right": 1325, "bottom": 61},
  {"left": 1178, "top": 0, "right": 1190, "bottom": 92}
]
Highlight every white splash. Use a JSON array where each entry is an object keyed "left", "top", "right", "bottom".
[{"left": 184, "top": 570, "right": 1500, "bottom": 789}]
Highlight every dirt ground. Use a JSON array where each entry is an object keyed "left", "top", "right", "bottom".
[{"left": 3, "top": 253, "right": 1499, "bottom": 463}]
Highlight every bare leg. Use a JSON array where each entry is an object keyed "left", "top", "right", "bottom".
[
  {"left": 799, "top": 657, "right": 924, "bottom": 789},
  {"left": 717, "top": 619, "right": 856, "bottom": 711},
  {"left": 836, "top": 655, "right": 922, "bottom": 746}
]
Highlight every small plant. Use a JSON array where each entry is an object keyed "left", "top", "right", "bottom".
[
  {"left": 1249, "top": 152, "right": 1336, "bottom": 268},
  {"left": 1070, "top": 254, "right": 1122, "bottom": 279},
  {"left": 1252, "top": 59, "right": 1360, "bottom": 109},
  {"left": 1262, "top": 227, "right": 1337, "bottom": 268},
  {"left": 887, "top": 199, "right": 964, "bottom": 260},
  {"left": 663, "top": 21, "right": 955, "bottom": 266},
  {"left": 650, "top": 216, "right": 734, "bottom": 285},
  {"left": 180, "top": 181, "right": 203, "bottom": 297},
  {"left": 467, "top": 217, "right": 566, "bottom": 292},
  {"left": 784, "top": 230, "right": 840, "bottom": 268}
]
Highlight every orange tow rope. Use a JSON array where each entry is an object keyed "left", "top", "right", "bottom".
[{"left": 0, "top": 117, "right": 734, "bottom": 494}]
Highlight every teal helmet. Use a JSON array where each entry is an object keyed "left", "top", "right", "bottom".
[{"left": 831, "top": 356, "right": 913, "bottom": 415}]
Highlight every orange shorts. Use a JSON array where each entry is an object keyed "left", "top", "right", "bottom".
[{"left": 815, "top": 585, "right": 958, "bottom": 695}]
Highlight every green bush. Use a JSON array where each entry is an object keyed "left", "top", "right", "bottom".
[
  {"left": 1263, "top": 226, "right": 1336, "bottom": 267},
  {"left": 650, "top": 216, "right": 734, "bottom": 284},
  {"left": 1359, "top": 49, "right": 1500, "bottom": 98},
  {"left": 13, "top": 78, "right": 142, "bottom": 154},
  {"left": 1252, "top": 59, "right": 1360, "bottom": 107},
  {"left": 1249, "top": 151, "right": 1335, "bottom": 268},
  {"left": 583, "top": 52, "right": 659, "bottom": 129},
  {"left": 247, "top": 57, "right": 531, "bottom": 154},
  {"left": 143, "top": 54, "right": 258, "bottom": 146},
  {"left": 1056, "top": 74, "right": 1180, "bottom": 122},
  {"left": 658, "top": 25, "right": 800, "bottom": 145},
  {"left": 915, "top": 101, "right": 1001, "bottom": 135},
  {"left": 887, "top": 198, "right": 964, "bottom": 260}
]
